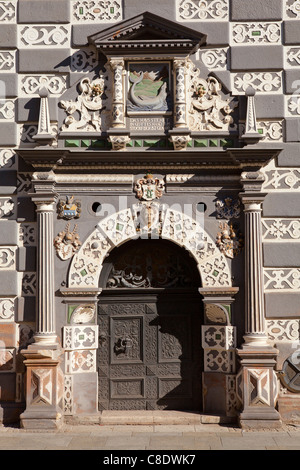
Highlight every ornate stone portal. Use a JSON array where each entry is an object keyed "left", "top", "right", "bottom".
[{"left": 15, "top": 11, "right": 283, "bottom": 429}]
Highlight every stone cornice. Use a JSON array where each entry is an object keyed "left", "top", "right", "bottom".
[{"left": 16, "top": 147, "right": 282, "bottom": 172}]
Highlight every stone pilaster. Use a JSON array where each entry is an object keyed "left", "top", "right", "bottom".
[
  {"left": 109, "top": 58, "right": 126, "bottom": 129},
  {"left": 199, "top": 287, "right": 239, "bottom": 419},
  {"left": 31, "top": 172, "right": 58, "bottom": 345},
  {"left": 20, "top": 172, "right": 63, "bottom": 429},
  {"left": 169, "top": 58, "right": 191, "bottom": 150},
  {"left": 237, "top": 171, "right": 281, "bottom": 429},
  {"left": 107, "top": 58, "right": 130, "bottom": 150}
]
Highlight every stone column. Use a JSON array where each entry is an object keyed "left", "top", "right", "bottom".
[
  {"left": 107, "top": 58, "right": 130, "bottom": 150},
  {"left": 31, "top": 174, "right": 58, "bottom": 345},
  {"left": 20, "top": 172, "right": 64, "bottom": 429},
  {"left": 109, "top": 58, "right": 126, "bottom": 129},
  {"left": 237, "top": 171, "right": 281, "bottom": 429},
  {"left": 169, "top": 58, "right": 191, "bottom": 150}
]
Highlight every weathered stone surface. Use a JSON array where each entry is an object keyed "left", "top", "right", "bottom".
[
  {"left": 231, "top": 0, "right": 283, "bottom": 21},
  {"left": 18, "top": 0, "right": 70, "bottom": 23}
]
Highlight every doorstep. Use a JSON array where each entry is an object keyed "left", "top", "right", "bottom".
[{"left": 99, "top": 411, "right": 236, "bottom": 425}]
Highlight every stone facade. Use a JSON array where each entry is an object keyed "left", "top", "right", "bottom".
[{"left": 0, "top": 0, "right": 300, "bottom": 429}]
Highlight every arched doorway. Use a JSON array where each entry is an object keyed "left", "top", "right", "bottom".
[{"left": 97, "top": 238, "right": 203, "bottom": 411}]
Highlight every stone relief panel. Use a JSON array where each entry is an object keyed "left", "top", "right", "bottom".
[
  {"left": 19, "top": 75, "right": 67, "bottom": 96},
  {"left": 262, "top": 219, "right": 300, "bottom": 241},
  {"left": 0, "top": 51, "right": 15, "bottom": 72},
  {"left": 262, "top": 161, "right": 300, "bottom": 190},
  {"left": 176, "top": 0, "right": 229, "bottom": 21},
  {"left": 0, "top": 1, "right": 16, "bottom": 22},
  {"left": 72, "top": 0, "right": 123, "bottom": 23},
  {"left": 231, "top": 22, "right": 281, "bottom": 45},
  {"left": 285, "top": 0, "right": 300, "bottom": 19},
  {"left": 266, "top": 319, "right": 300, "bottom": 343},
  {"left": 264, "top": 268, "right": 300, "bottom": 291},
  {"left": 18, "top": 25, "right": 70, "bottom": 47},
  {"left": 0, "top": 298, "right": 15, "bottom": 322},
  {"left": 232, "top": 72, "right": 282, "bottom": 94}
]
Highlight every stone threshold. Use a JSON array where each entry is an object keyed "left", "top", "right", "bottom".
[{"left": 65, "top": 411, "right": 237, "bottom": 426}]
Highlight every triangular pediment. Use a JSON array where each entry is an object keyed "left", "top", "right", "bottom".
[{"left": 88, "top": 11, "right": 206, "bottom": 57}]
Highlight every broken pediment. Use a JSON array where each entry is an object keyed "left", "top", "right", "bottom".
[{"left": 88, "top": 11, "right": 206, "bottom": 57}]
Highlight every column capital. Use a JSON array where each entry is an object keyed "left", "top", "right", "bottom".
[{"left": 30, "top": 171, "right": 58, "bottom": 207}]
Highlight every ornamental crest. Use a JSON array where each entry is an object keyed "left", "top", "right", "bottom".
[
  {"left": 216, "top": 221, "right": 243, "bottom": 259},
  {"left": 134, "top": 172, "right": 165, "bottom": 201},
  {"left": 54, "top": 223, "right": 82, "bottom": 260},
  {"left": 57, "top": 196, "right": 81, "bottom": 220},
  {"left": 216, "top": 197, "right": 241, "bottom": 219}
]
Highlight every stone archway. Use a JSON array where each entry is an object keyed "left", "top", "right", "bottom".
[
  {"left": 63, "top": 205, "right": 240, "bottom": 418},
  {"left": 68, "top": 205, "right": 232, "bottom": 289}
]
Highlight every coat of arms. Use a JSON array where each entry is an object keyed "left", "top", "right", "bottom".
[
  {"left": 134, "top": 172, "right": 165, "bottom": 201},
  {"left": 57, "top": 196, "right": 81, "bottom": 220},
  {"left": 216, "top": 221, "right": 244, "bottom": 259},
  {"left": 54, "top": 223, "right": 82, "bottom": 260}
]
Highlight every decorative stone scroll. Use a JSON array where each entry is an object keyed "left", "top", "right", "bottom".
[{"left": 68, "top": 206, "right": 232, "bottom": 289}]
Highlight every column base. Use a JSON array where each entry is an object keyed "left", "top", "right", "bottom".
[
  {"left": 20, "top": 408, "right": 63, "bottom": 430},
  {"left": 239, "top": 417, "right": 282, "bottom": 430}
]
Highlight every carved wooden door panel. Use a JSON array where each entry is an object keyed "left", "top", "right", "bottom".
[{"left": 98, "top": 292, "right": 202, "bottom": 411}]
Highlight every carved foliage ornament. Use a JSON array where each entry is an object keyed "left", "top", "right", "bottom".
[{"left": 134, "top": 173, "right": 165, "bottom": 201}]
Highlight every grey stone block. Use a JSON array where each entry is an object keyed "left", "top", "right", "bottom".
[
  {"left": 17, "top": 97, "right": 58, "bottom": 123},
  {"left": 0, "top": 74, "right": 18, "bottom": 98},
  {"left": 284, "top": 69, "right": 300, "bottom": 95},
  {"left": 277, "top": 143, "right": 300, "bottom": 167},
  {"left": 195, "top": 22, "right": 229, "bottom": 45},
  {"left": 124, "top": 0, "right": 176, "bottom": 21},
  {"left": 18, "top": 49, "right": 71, "bottom": 73},
  {"left": 285, "top": 118, "right": 300, "bottom": 142},
  {"left": 255, "top": 95, "right": 285, "bottom": 119},
  {"left": 0, "top": 221, "right": 18, "bottom": 245},
  {"left": 0, "top": 123, "right": 17, "bottom": 146},
  {"left": 0, "top": 171, "right": 17, "bottom": 194},
  {"left": 231, "top": 0, "right": 283, "bottom": 21},
  {"left": 17, "top": 197, "right": 36, "bottom": 222},
  {"left": 72, "top": 373, "right": 98, "bottom": 415},
  {"left": 263, "top": 243, "right": 300, "bottom": 267},
  {"left": 0, "top": 24, "right": 17, "bottom": 48},
  {"left": 283, "top": 21, "right": 300, "bottom": 45},
  {"left": 17, "top": 247, "right": 36, "bottom": 272},
  {"left": 265, "top": 293, "right": 300, "bottom": 318},
  {"left": 18, "top": 0, "right": 70, "bottom": 23},
  {"left": 231, "top": 46, "right": 283, "bottom": 70},
  {"left": 263, "top": 194, "right": 300, "bottom": 217},
  {"left": 0, "top": 271, "right": 18, "bottom": 296},
  {"left": 16, "top": 296, "right": 36, "bottom": 323}
]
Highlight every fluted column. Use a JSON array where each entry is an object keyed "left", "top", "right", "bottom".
[
  {"left": 30, "top": 172, "right": 58, "bottom": 345},
  {"left": 34, "top": 201, "right": 57, "bottom": 344},
  {"left": 237, "top": 171, "right": 281, "bottom": 429},
  {"left": 241, "top": 194, "right": 268, "bottom": 347}
]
